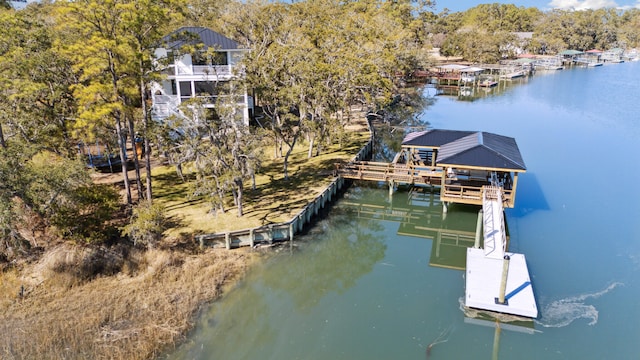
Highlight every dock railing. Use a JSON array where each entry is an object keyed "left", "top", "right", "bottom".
[{"left": 338, "top": 161, "right": 442, "bottom": 185}]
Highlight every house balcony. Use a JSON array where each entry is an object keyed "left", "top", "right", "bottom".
[
  {"left": 152, "top": 93, "right": 247, "bottom": 118},
  {"left": 161, "top": 65, "right": 235, "bottom": 77}
]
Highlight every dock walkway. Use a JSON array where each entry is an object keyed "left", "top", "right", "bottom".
[
  {"left": 482, "top": 186, "right": 506, "bottom": 259},
  {"left": 339, "top": 161, "right": 443, "bottom": 186}
]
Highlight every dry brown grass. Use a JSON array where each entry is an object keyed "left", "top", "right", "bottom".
[{"left": 1, "top": 245, "right": 258, "bottom": 360}]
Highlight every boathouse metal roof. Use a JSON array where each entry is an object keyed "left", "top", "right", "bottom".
[
  {"left": 559, "top": 49, "right": 583, "bottom": 56},
  {"left": 162, "top": 27, "right": 241, "bottom": 51},
  {"left": 462, "top": 66, "right": 485, "bottom": 73},
  {"left": 402, "top": 129, "right": 526, "bottom": 171},
  {"left": 402, "top": 129, "right": 475, "bottom": 147},
  {"left": 437, "top": 64, "right": 470, "bottom": 71}
]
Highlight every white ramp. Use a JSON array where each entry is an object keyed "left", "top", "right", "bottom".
[{"left": 482, "top": 186, "right": 506, "bottom": 259}]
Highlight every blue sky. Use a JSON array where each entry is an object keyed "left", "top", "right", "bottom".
[{"left": 435, "top": 0, "right": 640, "bottom": 12}]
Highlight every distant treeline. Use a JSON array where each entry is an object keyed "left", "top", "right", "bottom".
[{"left": 432, "top": 4, "right": 640, "bottom": 62}]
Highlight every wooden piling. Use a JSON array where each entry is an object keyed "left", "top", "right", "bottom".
[
  {"left": 474, "top": 209, "right": 483, "bottom": 249},
  {"left": 497, "top": 255, "right": 510, "bottom": 304}
]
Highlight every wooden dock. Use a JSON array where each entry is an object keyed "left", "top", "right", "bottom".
[
  {"left": 338, "top": 162, "right": 518, "bottom": 207},
  {"left": 338, "top": 161, "right": 442, "bottom": 186},
  {"left": 338, "top": 129, "right": 526, "bottom": 208},
  {"left": 338, "top": 129, "right": 537, "bottom": 318}
]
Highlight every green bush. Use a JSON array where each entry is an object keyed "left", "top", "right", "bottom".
[{"left": 121, "top": 202, "right": 168, "bottom": 248}]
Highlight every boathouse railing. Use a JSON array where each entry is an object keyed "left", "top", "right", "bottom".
[
  {"left": 338, "top": 159, "right": 516, "bottom": 207},
  {"left": 339, "top": 161, "right": 442, "bottom": 185},
  {"left": 441, "top": 184, "right": 513, "bottom": 207}
]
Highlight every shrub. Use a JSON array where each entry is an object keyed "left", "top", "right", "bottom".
[{"left": 121, "top": 202, "right": 167, "bottom": 248}]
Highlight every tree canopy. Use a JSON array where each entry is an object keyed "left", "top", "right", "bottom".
[{"left": 0, "top": 0, "right": 638, "bottom": 253}]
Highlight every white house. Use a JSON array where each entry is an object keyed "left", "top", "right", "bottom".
[
  {"left": 151, "top": 27, "right": 253, "bottom": 125},
  {"left": 9, "top": 0, "right": 30, "bottom": 9}
]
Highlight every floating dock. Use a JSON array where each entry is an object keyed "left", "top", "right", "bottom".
[
  {"left": 464, "top": 186, "right": 538, "bottom": 318},
  {"left": 465, "top": 249, "right": 538, "bottom": 318}
]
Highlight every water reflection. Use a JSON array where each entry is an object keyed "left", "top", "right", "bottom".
[
  {"left": 372, "top": 87, "right": 433, "bottom": 162},
  {"left": 342, "top": 185, "right": 480, "bottom": 270},
  {"left": 166, "top": 211, "right": 387, "bottom": 360},
  {"left": 261, "top": 213, "right": 387, "bottom": 311},
  {"left": 421, "top": 76, "right": 531, "bottom": 103}
]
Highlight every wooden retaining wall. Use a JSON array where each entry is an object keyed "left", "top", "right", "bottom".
[{"left": 196, "top": 115, "right": 374, "bottom": 249}]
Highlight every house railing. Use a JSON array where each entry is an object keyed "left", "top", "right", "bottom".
[
  {"left": 151, "top": 95, "right": 181, "bottom": 119},
  {"left": 160, "top": 65, "right": 235, "bottom": 76},
  {"left": 177, "top": 65, "right": 233, "bottom": 76},
  {"left": 153, "top": 94, "right": 245, "bottom": 109}
]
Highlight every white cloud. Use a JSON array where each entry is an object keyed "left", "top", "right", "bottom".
[{"left": 548, "top": 0, "right": 619, "bottom": 10}]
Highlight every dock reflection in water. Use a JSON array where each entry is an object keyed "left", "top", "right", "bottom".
[{"left": 342, "top": 184, "right": 484, "bottom": 270}]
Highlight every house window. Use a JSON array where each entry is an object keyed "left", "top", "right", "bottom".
[
  {"left": 194, "top": 81, "right": 216, "bottom": 96},
  {"left": 179, "top": 81, "right": 192, "bottom": 101},
  {"left": 211, "top": 52, "right": 228, "bottom": 66},
  {"left": 167, "top": 50, "right": 176, "bottom": 64},
  {"left": 192, "top": 51, "right": 208, "bottom": 66},
  {"left": 170, "top": 80, "right": 177, "bottom": 95}
]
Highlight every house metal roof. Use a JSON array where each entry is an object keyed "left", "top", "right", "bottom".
[
  {"left": 402, "top": 129, "right": 526, "bottom": 171},
  {"left": 514, "top": 58, "right": 536, "bottom": 64},
  {"left": 162, "top": 26, "right": 242, "bottom": 51}
]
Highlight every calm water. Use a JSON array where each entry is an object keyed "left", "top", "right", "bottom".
[{"left": 167, "top": 62, "right": 640, "bottom": 360}]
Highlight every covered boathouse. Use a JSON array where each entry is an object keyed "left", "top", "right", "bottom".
[
  {"left": 340, "top": 129, "right": 526, "bottom": 208},
  {"left": 395, "top": 129, "right": 526, "bottom": 207}
]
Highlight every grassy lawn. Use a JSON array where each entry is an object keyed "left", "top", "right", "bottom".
[{"left": 152, "top": 120, "right": 370, "bottom": 238}]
